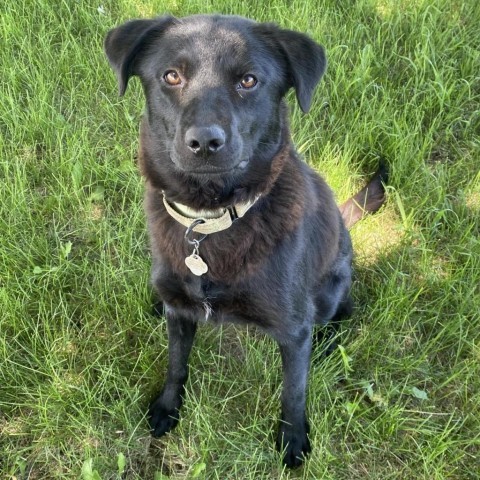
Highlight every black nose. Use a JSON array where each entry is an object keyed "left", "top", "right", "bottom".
[{"left": 185, "top": 125, "right": 226, "bottom": 155}]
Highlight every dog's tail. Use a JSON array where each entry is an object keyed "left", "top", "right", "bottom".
[{"left": 339, "top": 161, "right": 388, "bottom": 229}]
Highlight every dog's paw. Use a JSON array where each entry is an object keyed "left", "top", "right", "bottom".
[
  {"left": 276, "top": 421, "right": 311, "bottom": 468},
  {"left": 148, "top": 398, "right": 180, "bottom": 438}
]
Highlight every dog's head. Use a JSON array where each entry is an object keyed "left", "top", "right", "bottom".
[{"left": 105, "top": 15, "right": 326, "bottom": 197}]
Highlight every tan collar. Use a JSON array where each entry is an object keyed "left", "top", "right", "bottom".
[{"left": 162, "top": 193, "right": 260, "bottom": 235}]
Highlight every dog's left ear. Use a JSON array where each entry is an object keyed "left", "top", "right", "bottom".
[{"left": 255, "top": 24, "right": 327, "bottom": 113}]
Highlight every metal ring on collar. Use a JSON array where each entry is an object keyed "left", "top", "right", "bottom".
[{"left": 185, "top": 219, "right": 207, "bottom": 245}]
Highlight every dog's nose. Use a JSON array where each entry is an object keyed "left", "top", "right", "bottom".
[{"left": 185, "top": 125, "right": 226, "bottom": 155}]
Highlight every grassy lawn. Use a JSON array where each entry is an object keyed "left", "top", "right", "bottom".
[{"left": 1, "top": 0, "right": 479, "bottom": 478}]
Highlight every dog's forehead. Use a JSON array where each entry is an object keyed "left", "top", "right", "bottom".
[
  {"left": 161, "top": 16, "right": 259, "bottom": 66},
  {"left": 174, "top": 15, "right": 253, "bottom": 42}
]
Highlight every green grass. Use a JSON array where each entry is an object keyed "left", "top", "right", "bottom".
[{"left": 1, "top": 0, "right": 479, "bottom": 478}]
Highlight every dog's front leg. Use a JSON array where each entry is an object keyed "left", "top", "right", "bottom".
[
  {"left": 149, "top": 310, "right": 197, "bottom": 437},
  {"left": 276, "top": 328, "right": 313, "bottom": 468}
]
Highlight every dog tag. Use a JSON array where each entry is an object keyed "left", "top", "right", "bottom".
[{"left": 185, "top": 253, "right": 208, "bottom": 276}]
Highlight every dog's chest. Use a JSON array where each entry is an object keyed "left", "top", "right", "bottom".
[
  {"left": 185, "top": 275, "right": 238, "bottom": 322},
  {"left": 178, "top": 273, "right": 281, "bottom": 328}
]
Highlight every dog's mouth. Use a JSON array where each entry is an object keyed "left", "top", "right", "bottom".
[{"left": 173, "top": 158, "right": 250, "bottom": 176}]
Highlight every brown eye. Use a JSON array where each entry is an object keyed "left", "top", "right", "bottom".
[
  {"left": 163, "top": 70, "right": 182, "bottom": 86},
  {"left": 239, "top": 74, "right": 257, "bottom": 89}
]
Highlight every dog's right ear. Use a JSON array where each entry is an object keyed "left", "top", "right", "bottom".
[{"left": 104, "top": 16, "right": 175, "bottom": 95}]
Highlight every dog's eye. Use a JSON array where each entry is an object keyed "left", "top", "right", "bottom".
[
  {"left": 163, "top": 70, "right": 182, "bottom": 86},
  {"left": 239, "top": 74, "right": 257, "bottom": 89}
]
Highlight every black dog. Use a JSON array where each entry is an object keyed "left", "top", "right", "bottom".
[{"left": 105, "top": 14, "right": 386, "bottom": 468}]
